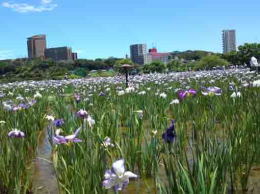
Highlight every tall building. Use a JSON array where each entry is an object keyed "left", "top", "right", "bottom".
[
  {"left": 45, "top": 47, "right": 73, "bottom": 61},
  {"left": 130, "top": 44, "right": 147, "bottom": 65},
  {"left": 222, "top": 30, "right": 236, "bottom": 54},
  {"left": 72, "top": 52, "right": 78, "bottom": 60},
  {"left": 27, "top": 35, "right": 46, "bottom": 59}
]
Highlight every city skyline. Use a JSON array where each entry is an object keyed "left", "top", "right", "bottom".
[{"left": 0, "top": 0, "right": 259, "bottom": 60}]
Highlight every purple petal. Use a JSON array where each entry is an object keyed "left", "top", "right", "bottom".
[
  {"left": 53, "top": 136, "right": 66, "bottom": 144},
  {"left": 188, "top": 88, "right": 197, "bottom": 95},
  {"left": 74, "top": 127, "right": 81, "bottom": 136},
  {"left": 122, "top": 179, "right": 130, "bottom": 189},
  {"left": 72, "top": 138, "right": 82, "bottom": 143},
  {"left": 178, "top": 90, "right": 186, "bottom": 100}
]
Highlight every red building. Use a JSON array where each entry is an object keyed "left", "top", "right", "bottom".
[{"left": 146, "top": 48, "right": 170, "bottom": 64}]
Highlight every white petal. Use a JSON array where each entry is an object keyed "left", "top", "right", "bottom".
[
  {"left": 124, "top": 171, "right": 138, "bottom": 178},
  {"left": 8, "top": 131, "right": 14, "bottom": 136},
  {"left": 55, "top": 129, "right": 62, "bottom": 136},
  {"left": 112, "top": 159, "right": 125, "bottom": 177},
  {"left": 104, "top": 170, "right": 112, "bottom": 179},
  {"left": 201, "top": 91, "right": 208, "bottom": 96},
  {"left": 65, "top": 134, "right": 76, "bottom": 140}
]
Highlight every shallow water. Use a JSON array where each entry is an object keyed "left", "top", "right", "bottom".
[
  {"left": 119, "top": 120, "right": 260, "bottom": 194},
  {"left": 30, "top": 121, "right": 259, "bottom": 193},
  {"left": 108, "top": 178, "right": 156, "bottom": 194},
  {"left": 106, "top": 167, "right": 260, "bottom": 194},
  {"left": 32, "top": 130, "right": 58, "bottom": 194},
  {"left": 244, "top": 166, "right": 260, "bottom": 194}
]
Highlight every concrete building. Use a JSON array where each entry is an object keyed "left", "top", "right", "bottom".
[
  {"left": 222, "top": 30, "right": 236, "bottom": 54},
  {"left": 146, "top": 48, "right": 171, "bottom": 64},
  {"left": 27, "top": 35, "right": 46, "bottom": 59},
  {"left": 72, "top": 52, "right": 78, "bottom": 60},
  {"left": 130, "top": 44, "right": 147, "bottom": 65},
  {"left": 45, "top": 47, "right": 73, "bottom": 61}
]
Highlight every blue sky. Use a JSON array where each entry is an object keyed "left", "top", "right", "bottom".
[{"left": 0, "top": 0, "right": 259, "bottom": 59}]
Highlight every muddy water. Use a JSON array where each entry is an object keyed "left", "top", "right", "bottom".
[
  {"left": 243, "top": 166, "right": 260, "bottom": 194},
  {"left": 107, "top": 178, "right": 156, "bottom": 194},
  {"left": 118, "top": 130, "right": 260, "bottom": 193},
  {"left": 32, "top": 130, "right": 58, "bottom": 194}
]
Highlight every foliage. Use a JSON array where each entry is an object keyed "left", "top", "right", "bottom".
[
  {"left": 88, "top": 70, "right": 116, "bottom": 77},
  {"left": 237, "top": 43, "right": 260, "bottom": 66},
  {"left": 74, "top": 58, "right": 116, "bottom": 70},
  {"left": 167, "top": 60, "right": 181, "bottom": 72},
  {"left": 143, "top": 61, "right": 166, "bottom": 73},
  {"left": 167, "top": 60, "right": 197, "bottom": 72},
  {"left": 222, "top": 51, "right": 239, "bottom": 65},
  {"left": 223, "top": 43, "right": 260, "bottom": 66},
  {"left": 171, "top": 50, "right": 214, "bottom": 61},
  {"left": 0, "top": 58, "right": 122, "bottom": 82},
  {"left": 195, "top": 55, "right": 229, "bottom": 70},
  {"left": 73, "top": 67, "right": 88, "bottom": 77},
  {"left": 114, "top": 58, "right": 134, "bottom": 73},
  {"left": 1, "top": 45, "right": 259, "bottom": 82}
]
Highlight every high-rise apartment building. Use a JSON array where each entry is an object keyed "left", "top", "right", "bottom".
[
  {"left": 27, "top": 35, "right": 46, "bottom": 59},
  {"left": 222, "top": 30, "right": 236, "bottom": 54},
  {"left": 45, "top": 47, "right": 73, "bottom": 61},
  {"left": 130, "top": 44, "right": 147, "bottom": 65}
]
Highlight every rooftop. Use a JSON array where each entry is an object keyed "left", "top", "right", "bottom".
[{"left": 27, "top": 34, "right": 46, "bottom": 39}]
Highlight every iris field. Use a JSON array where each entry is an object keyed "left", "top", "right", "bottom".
[{"left": 0, "top": 69, "right": 259, "bottom": 194}]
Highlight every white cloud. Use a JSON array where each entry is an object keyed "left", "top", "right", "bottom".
[
  {"left": 41, "top": 0, "right": 53, "bottom": 4},
  {"left": 0, "top": 50, "right": 14, "bottom": 60},
  {"left": 2, "top": 0, "right": 57, "bottom": 13}
]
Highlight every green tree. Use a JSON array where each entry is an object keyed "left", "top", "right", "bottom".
[
  {"left": 196, "top": 55, "right": 229, "bottom": 70},
  {"left": 114, "top": 59, "right": 134, "bottom": 73},
  {"left": 222, "top": 51, "right": 239, "bottom": 65},
  {"left": 222, "top": 43, "right": 260, "bottom": 66},
  {"left": 143, "top": 61, "right": 166, "bottom": 73},
  {"left": 237, "top": 43, "right": 260, "bottom": 66},
  {"left": 171, "top": 50, "right": 213, "bottom": 61},
  {"left": 73, "top": 67, "right": 88, "bottom": 77},
  {"left": 167, "top": 60, "right": 181, "bottom": 72}
]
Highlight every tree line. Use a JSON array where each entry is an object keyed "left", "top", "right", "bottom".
[{"left": 0, "top": 43, "right": 259, "bottom": 82}]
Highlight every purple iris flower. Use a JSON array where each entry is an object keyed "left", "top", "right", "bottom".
[
  {"left": 201, "top": 86, "right": 222, "bottom": 96},
  {"left": 229, "top": 85, "right": 235, "bottom": 91},
  {"left": 53, "top": 127, "right": 82, "bottom": 144},
  {"left": 76, "top": 109, "right": 88, "bottom": 119},
  {"left": 178, "top": 89, "right": 197, "bottom": 100},
  {"left": 99, "top": 92, "right": 106, "bottom": 96},
  {"left": 28, "top": 99, "right": 37, "bottom": 106},
  {"left": 8, "top": 129, "right": 25, "bottom": 138},
  {"left": 12, "top": 106, "right": 22, "bottom": 111},
  {"left": 102, "top": 137, "right": 115, "bottom": 148},
  {"left": 103, "top": 159, "right": 138, "bottom": 191},
  {"left": 53, "top": 119, "right": 64, "bottom": 127},
  {"left": 74, "top": 94, "right": 81, "bottom": 103},
  {"left": 18, "top": 103, "right": 30, "bottom": 109},
  {"left": 162, "top": 120, "right": 176, "bottom": 143}
]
